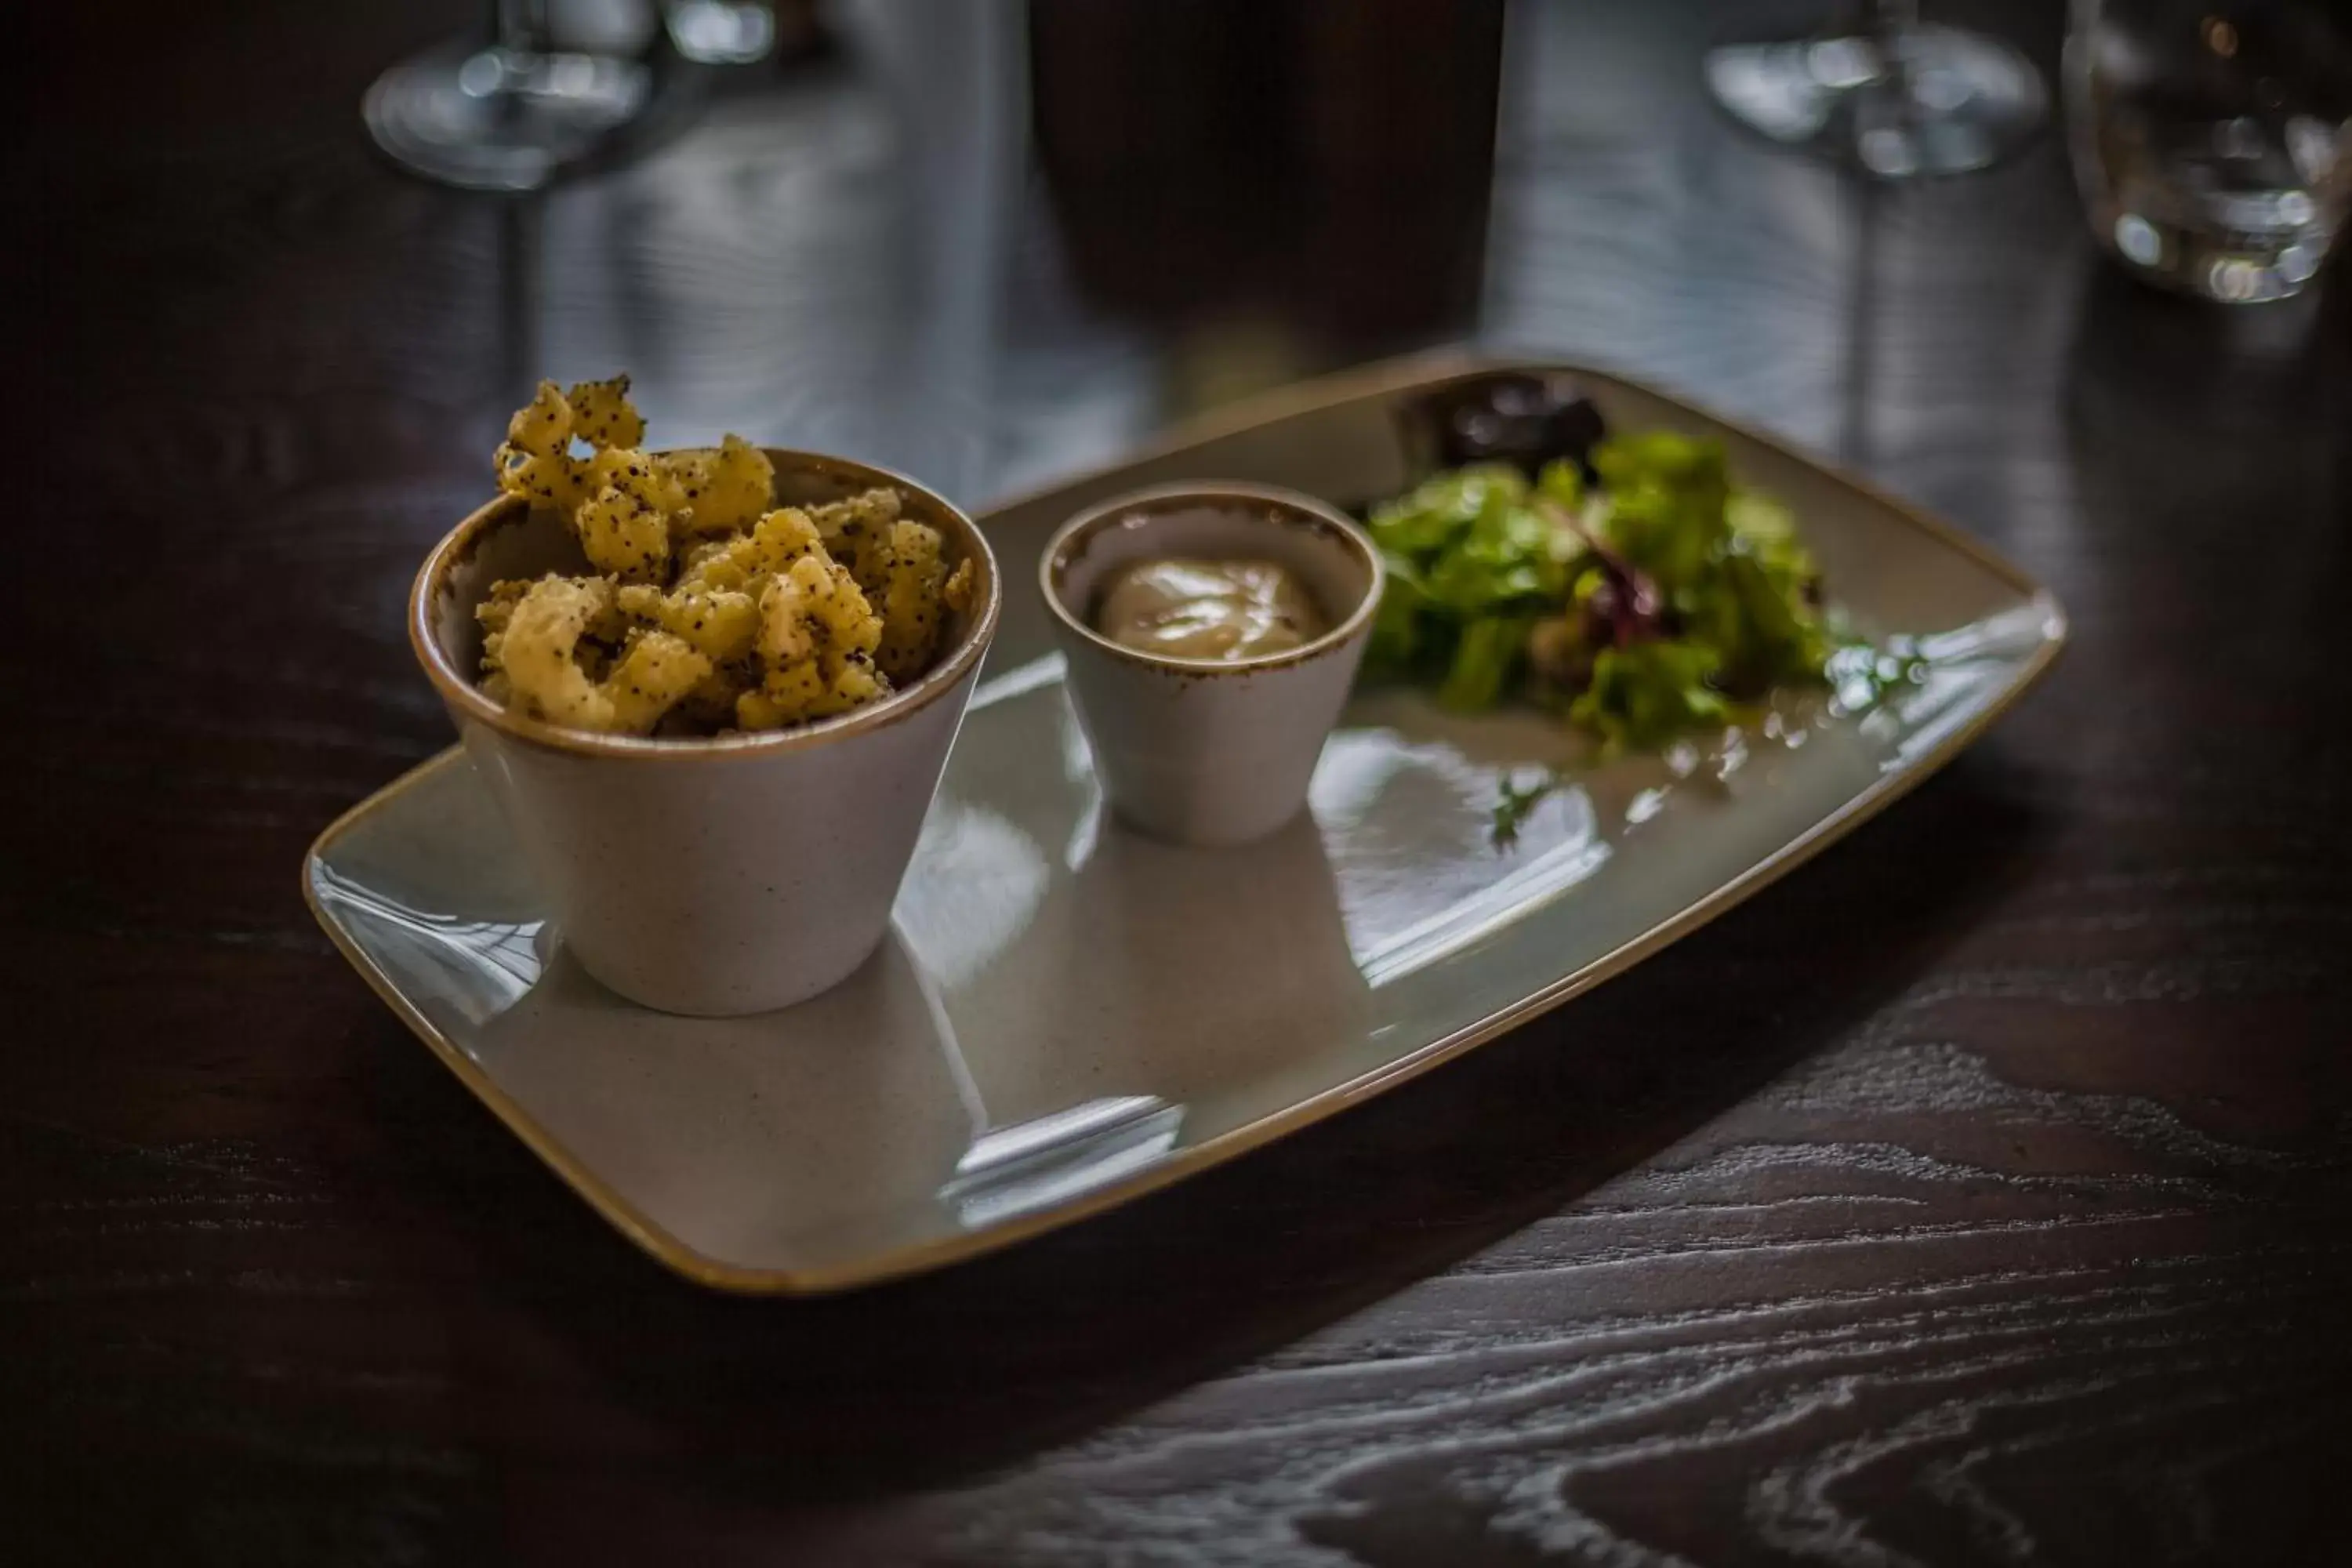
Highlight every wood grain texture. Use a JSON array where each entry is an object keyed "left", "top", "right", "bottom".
[{"left": 5, "top": 0, "right": 2350, "bottom": 1563}]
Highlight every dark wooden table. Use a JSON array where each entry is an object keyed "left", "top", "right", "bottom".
[{"left": 9, "top": 1, "right": 2349, "bottom": 1563}]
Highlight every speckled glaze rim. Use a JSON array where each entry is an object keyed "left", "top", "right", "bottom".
[
  {"left": 409, "top": 448, "right": 1002, "bottom": 761},
  {"left": 312, "top": 352, "right": 2068, "bottom": 1296},
  {"left": 1038, "top": 481, "right": 1385, "bottom": 675}
]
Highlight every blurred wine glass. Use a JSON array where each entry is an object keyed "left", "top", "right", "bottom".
[
  {"left": 664, "top": 0, "right": 777, "bottom": 66},
  {"left": 1704, "top": 0, "right": 2046, "bottom": 177},
  {"left": 2067, "top": 0, "right": 2352, "bottom": 303},
  {"left": 365, "top": 0, "right": 666, "bottom": 191}
]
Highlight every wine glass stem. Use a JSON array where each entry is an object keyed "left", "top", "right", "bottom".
[
  {"left": 1862, "top": 0, "right": 1919, "bottom": 43},
  {"left": 498, "top": 0, "right": 551, "bottom": 54}
]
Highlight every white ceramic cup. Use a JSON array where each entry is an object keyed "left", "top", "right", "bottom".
[
  {"left": 1040, "top": 482, "right": 1382, "bottom": 848},
  {"left": 410, "top": 451, "right": 1000, "bottom": 1017}
]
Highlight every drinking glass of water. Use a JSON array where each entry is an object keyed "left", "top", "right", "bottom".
[{"left": 2067, "top": 0, "right": 2352, "bottom": 303}]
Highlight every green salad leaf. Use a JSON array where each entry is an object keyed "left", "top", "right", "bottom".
[
  {"left": 1367, "top": 464, "right": 1526, "bottom": 557},
  {"left": 1568, "top": 639, "right": 1729, "bottom": 753},
  {"left": 1367, "top": 557, "right": 1433, "bottom": 670},
  {"left": 1439, "top": 612, "right": 1539, "bottom": 712},
  {"left": 1363, "top": 424, "right": 1889, "bottom": 758},
  {"left": 1490, "top": 769, "right": 1563, "bottom": 850},
  {"left": 1366, "top": 463, "right": 1566, "bottom": 684}
]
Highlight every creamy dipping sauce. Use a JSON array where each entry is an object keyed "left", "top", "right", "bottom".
[{"left": 1094, "top": 558, "right": 1330, "bottom": 661}]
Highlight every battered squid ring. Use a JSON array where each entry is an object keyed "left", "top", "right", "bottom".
[
  {"left": 497, "top": 575, "right": 622, "bottom": 731},
  {"left": 493, "top": 379, "right": 590, "bottom": 514},
  {"left": 474, "top": 375, "right": 966, "bottom": 737},
  {"left": 495, "top": 575, "right": 716, "bottom": 736},
  {"left": 564, "top": 374, "right": 646, "bottom": 451}
]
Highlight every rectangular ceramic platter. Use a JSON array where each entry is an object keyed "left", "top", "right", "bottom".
[{"left": 307, "top": 354, "right": 2064, "bottom": 1293}]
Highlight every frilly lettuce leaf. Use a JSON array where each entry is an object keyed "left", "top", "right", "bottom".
[
  {"left": 1567, "top": 640, "right": 1729, "bottom": 753},
  {"left": 1365, "top": 425, "right": 1857, "bottom": 755},
  {"left": 1439, "top": 613, "right": 1537, "bottom": 712}
]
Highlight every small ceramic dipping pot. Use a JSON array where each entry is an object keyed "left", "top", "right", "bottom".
[
  {"left": 1040, "top": 482, "right": 1382, "bottom": 848},
  {"left": 411, "top": 450, "right": 1000, "bottom": 1017}
]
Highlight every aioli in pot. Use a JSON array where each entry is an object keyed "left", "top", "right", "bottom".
[{"left": 1094, "top": 559, "right": 1329, "bottom": 661}]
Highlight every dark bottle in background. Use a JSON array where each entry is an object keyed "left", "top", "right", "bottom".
[{"left": 1028, "top": 0, "right": 1506, "bottom": 357}]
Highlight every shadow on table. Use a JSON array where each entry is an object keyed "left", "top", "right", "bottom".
[
  {"left": 362, "top": 750, "right": 2052, "bottom": 1508},
  {"left": 2063, "top": 257, "right": 2349, "bottom": 455}
]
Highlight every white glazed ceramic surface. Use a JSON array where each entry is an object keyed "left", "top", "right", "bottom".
[
  {"left": 314, "top": 354, "right": 2065, "bottom": 1292},
  {"left": 1041, "top": 484, "right": 1381, "bottom": 846},
  {"left": 410, "top": 453, "right": 1000, "bottom": 1016},
  {"left": 449, "top": 691, "right": 977, "bottom": 1016}
]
